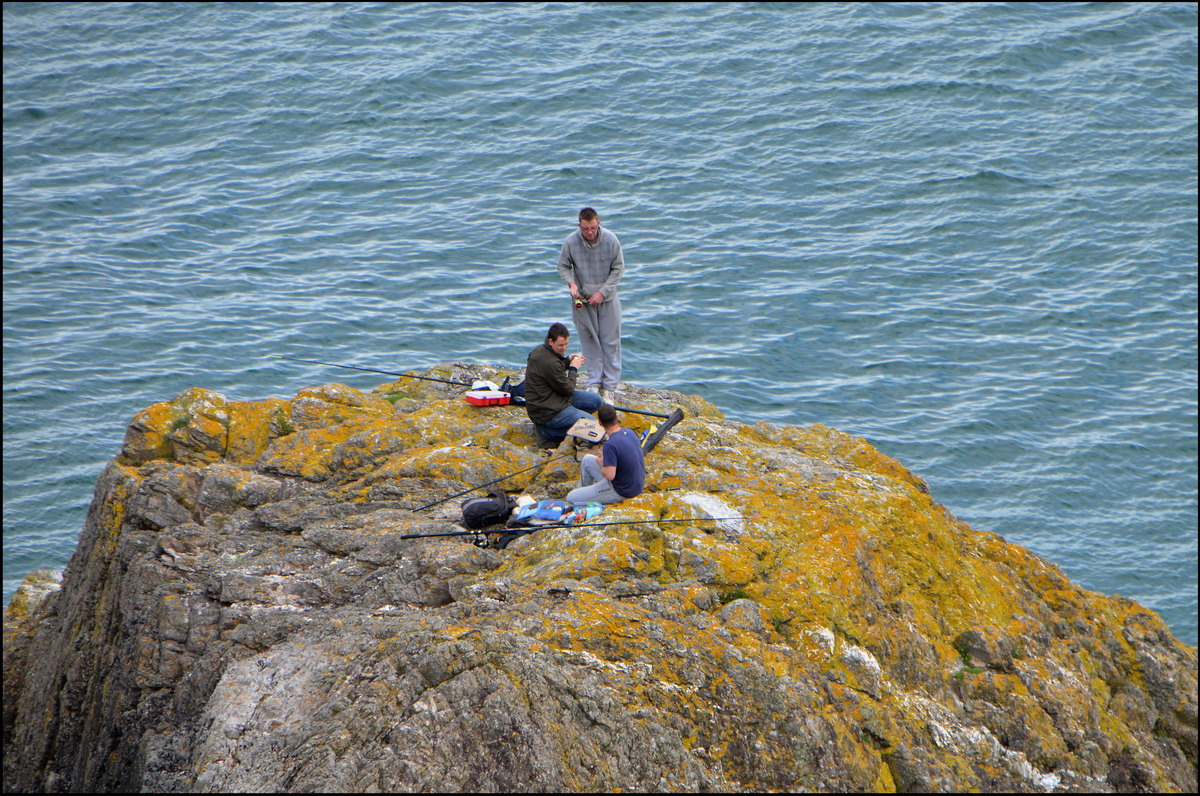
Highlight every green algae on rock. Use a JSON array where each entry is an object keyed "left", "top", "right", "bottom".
[{"left": 4, "top": 364, "right": 1196, "bottom": 792}]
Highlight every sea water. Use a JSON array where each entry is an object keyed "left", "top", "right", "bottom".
[{"left": 4, "top": 2, "right": 1196, "bottom": 644}]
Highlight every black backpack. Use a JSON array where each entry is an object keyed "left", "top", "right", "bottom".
[
  {"left": 461, "top": 489, "right": 518, "bottom": 530},
  {"left": 501, "top": 377, "right": 526, "bottom": 405}
]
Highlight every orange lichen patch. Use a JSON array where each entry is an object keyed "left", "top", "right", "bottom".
[
  {"left": 400, "top": 401, "right": 507, "bottom": 444},
  {"left": 354, "top": 443, "right": 527, "bottom": 491},
  {"left": 119, "top": 388, "right": 230, "bottom": 465},
  {"left": 319, "top": 421, "right": 426, "bottom": 486},
  {"left": 121, "top": 401, "right": 176, "bottom": 464},
  {"left": 539, "top": 590, "right": 687, "bottom": 671},
  {"left": 255, "top": 424, "right": 364, "bottom": 481},
  {"left": 224, "top": 398, "right": 289, "bottom": 466},
  {"left": 289, "top": 383, "right": 394, "bottom": 430},
  {"left": 146, "top": 389, "right": 228, "bottom": 465},
  {"left": 522, "top": 533, "right": 653, "bottom": 584},
  {"left": 616, "top": 412, "right": 656, "bottom": 438},
  {"left": 87, "top": 463, "right": 138, "bottom": 568},
  {"left": 525, "top": 588, "right": 891, "bottom": 788},
  {"left": 3, "top": 570, "right": 63, "bottom": 625}
]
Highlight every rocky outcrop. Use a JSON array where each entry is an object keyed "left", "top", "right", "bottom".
[{"left": 4, "top": 363, "right": 1196, "bottom": 792}]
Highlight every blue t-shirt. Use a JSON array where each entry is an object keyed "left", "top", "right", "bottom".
[{"left": 603, "top": 428, "right": 645, "bottom": 498}]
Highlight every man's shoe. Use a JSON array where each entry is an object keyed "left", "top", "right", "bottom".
[{"left": 600, "top": 388, "right": 616, "bottom": 405}]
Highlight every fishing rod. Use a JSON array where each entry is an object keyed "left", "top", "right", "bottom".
[
  {"left": 398, "top": 514, "right": 758, "bottom": 540},
  {"left": 410, "top": 452, "right": 576, "bottom": 512},
  {"left": 273, "top": 356, "right": 681, "bottom": 423},
  {"left": 269, "top": 355, "right": 472, "bottom": 387},
  {"left": 273, "top": 355, "right": 684, "bottom": 452},
  {"left": 613, "top": 405, "right": 672, "bottom": 420}
]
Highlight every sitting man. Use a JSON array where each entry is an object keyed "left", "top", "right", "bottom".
[
  {"left": 566, "top": 403, "right": 645, "bottom": 504},
  {"left": 525, "top": 322, "right": 603, "bottom": 446}
]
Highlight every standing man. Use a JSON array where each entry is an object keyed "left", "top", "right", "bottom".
[
  {"left": 566, "top": 404, "right": 645, "bottom": 505},
  {"left": 557, "top": 207, "right": 624, "bottom": 403},
  {"left": 525, "top": 322, "right": 604, "bottom": 447}
]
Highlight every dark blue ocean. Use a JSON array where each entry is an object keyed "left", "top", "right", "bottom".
[{"left": 4, "top": 2, "right": 1196, "bottom": 644}]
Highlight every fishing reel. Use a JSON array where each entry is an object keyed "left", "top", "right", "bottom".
[
  {"left": 573, "top": 297, "right": 586, "bottom": 309},
  {"left": 469, "top": 530, "right": 527, "bottom": 550}
]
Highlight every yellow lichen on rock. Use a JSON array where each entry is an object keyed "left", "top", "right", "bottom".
[
  {"left": 3, "top": 366, "right": 1195, "bottom": 794},
  {"left": 224, "top": 397, "right": 289, "bottom": 465},
  {"left": 2, "top": 570, "right": 63, "bottom": 625}
]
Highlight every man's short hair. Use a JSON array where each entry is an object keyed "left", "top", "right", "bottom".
[
  {"left": 546, "top": 322, "right": 570, "bottom": 342},
  {"left": 578, "top": 207, "right": 598, "bottom": 222},
  {"left": 597, "top": 403, "right": 618, "bottom": 427}
]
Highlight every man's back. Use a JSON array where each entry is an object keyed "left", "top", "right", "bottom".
[{"left": 602, "top": 427, "right": 645, "bottom": 499}]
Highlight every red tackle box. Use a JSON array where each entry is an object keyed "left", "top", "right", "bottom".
[{"left": 464, "top": 390, "right": 511, "bottom": 407}]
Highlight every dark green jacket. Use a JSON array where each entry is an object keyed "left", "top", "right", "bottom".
[{"left": 525, "top": 342, "right": 579, "bottom": 424}]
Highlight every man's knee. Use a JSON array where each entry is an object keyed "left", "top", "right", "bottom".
[
  {"left": 579, "top": 454, "right": 601, "bottom": 484},
  {"left": 573, "top": 391, "right": 603, "bottom": 412}
]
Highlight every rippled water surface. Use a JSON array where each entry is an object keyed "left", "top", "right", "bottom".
[{"left": 4, "top": 2, "right": 1196, "bottom": 643}]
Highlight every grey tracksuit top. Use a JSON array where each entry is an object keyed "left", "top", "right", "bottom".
[{"left": 556, "top": 228, "right": 624, "bottom": 301}]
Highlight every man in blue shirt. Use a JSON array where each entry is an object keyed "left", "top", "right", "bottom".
[{"left": 566, "top": 404, "right": 645, "bottom": 505}]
